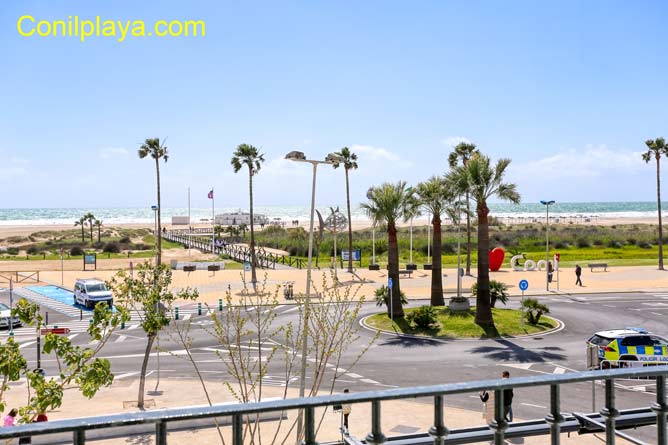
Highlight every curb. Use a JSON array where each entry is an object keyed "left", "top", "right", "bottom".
[{"left": 359, "top": 312, "right": 565, "bottom": 343}]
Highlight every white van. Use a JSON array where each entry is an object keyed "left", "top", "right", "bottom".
[{"left": 73, "top": 279, "right": 113, "bottom": 309}]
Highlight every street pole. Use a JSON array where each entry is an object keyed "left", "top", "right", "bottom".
[
  {"left": 9, "top": 278, "right": 14, "bottom": 337},
  {"left": 546, "top": 204, "right": 549, "bottom": 292},
  {"left": 521, "top": 289, "right": 525, "bottom": 330},
  {"left": 409, "top": 218, "right": 413, "bottom": 265},
  {"left": 456, "top": 199, "right": 462, "bottom": 299},
  {"left": 427, "top": 213, "right": 431, "bottom": 263},
  {"left": 60, "top": 248, "right": 64, "bottom": 286},
  {"left": 188, "top": 186, "right": 191, "bottom": 256},
  {"left": 372, "top": 223, "right": 376, "bottom": 265},
  {"left": 211, "top": 187, "right": 215, "bottom": 254},
  {"left": 333, "top": 222, "right": 337, "bottom": 281}
]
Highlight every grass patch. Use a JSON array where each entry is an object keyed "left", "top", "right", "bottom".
[{"left": 365, "top": 306, "right": 557, "bottom": 339}]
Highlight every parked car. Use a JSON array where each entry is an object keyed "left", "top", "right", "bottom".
[
  {"left": 0, "top": 302, "right": 21, "bottom": 329},
  {"left": 73, "top": 278, "right": 113, "bottom": 309}
]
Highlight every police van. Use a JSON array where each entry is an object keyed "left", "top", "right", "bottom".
[
  {"left": 586, "top": 327, "right": 668, "bottom": 369},
  {"left": 73, "top": 278, "right": 113, "bottom": 309}
]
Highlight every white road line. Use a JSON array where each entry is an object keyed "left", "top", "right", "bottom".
[
  {"left": 280, "top": 306, "right": 300, "bottom": 313},
  {"left": 115, "top": 335, "right": 128, "bottom": 343},
  {"left": 602, "top": 305, "right": 616, "bottom": 308},
  {"left": 553, "top": 367, "right": 566, "bottom": 374},
  {"left": 652, "top": 312, "right": 663, "bottom": 316},
  {"left": 521, "top": 402, "right": 547, "bottom": 409},
  {"left": 501, "top": 363, "right": 534, "bottom": 370},
  {"left": 359, "top": 378, "right": 379, "bottom": 384},
  {"left": 67, "top": 333, "right": 79, "bottom": 341},
  {"left": 128, "top": 324, "right": 140, "bottom": 330},
  {"left": 183, "top": 314, "right": 192, "bottom": 321},
  {"left": 19, "top": 341, "right": 36, "bottom": 349},
  {"left": 345, "top": 373, "right": 363, "bottom": 378}
]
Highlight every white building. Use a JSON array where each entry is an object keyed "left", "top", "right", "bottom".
[{"left": 214, "top": 211, "right": 269, "bottom": 226}]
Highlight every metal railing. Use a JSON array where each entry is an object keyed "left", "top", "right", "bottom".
[{"left": 1, "top": 366, "right": 667, "bottom": 444}]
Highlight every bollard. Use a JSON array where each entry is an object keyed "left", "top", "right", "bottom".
[
  {"left": 198, "top": 302, "right": 202, "bottom": 316},
  {"left": 45, "top": 312, "right": 49, "bottom": 326},
  {"left": 219, "top": 298, "right": 223, "bottom": 312},
  {"left": 175, "top": 307, "right": 179, "bottom": 320},
  {"left": 80, "top": 309, "right": 83, "bottom": 321},
  {"left": 121, "top": 320, "right": 125, "bottom": 329},
  {"left": 89, "top": 319, "right": 93, "bottom": 325}
]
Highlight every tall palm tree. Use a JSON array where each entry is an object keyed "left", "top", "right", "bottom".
[
  {"left": 643, "top": 137, "right": 667, "bottom": 270},
  {"left": 415, "top": 176, "right": 455, "bottom": 306},
  {"left": 361, "top": 181, "right": 414, "bottom": 318},
  {"left": 84, "top": 212, "right": 95, "bottom": 242},
  {"left": 138, "top": 138, "right": 169, "bottom": 265},
  {"left": 74, "top": 216, "right": 86, "bottom": 242},
  {"left": 450, "top": 154, "right": 520, "bottom": 328},
  {"left": 448, "top": 142, "right": 479, "bottom": 276},
  {"left": 333, "top": 147, "right": 359, "bottom": 273},
  {"left": 231, "top": 144, "right": 265, "bottom": 289},
  {"left": 94, "top": 219, "right": 103, "bottom": 243}
]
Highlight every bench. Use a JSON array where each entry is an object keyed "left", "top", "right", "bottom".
[
  {"left": 183, "top": 265, "right": 197, "bottom": 272},
  {"left": 398, "top": 269, "right": 413, "bottom": 278},
  {"left": 588, "top": 263, "right": 608, "bottom": 272}
]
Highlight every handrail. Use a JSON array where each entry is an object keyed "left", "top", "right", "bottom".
[{"left": 1, "top": 366, "right": 667, "bottom": 444}]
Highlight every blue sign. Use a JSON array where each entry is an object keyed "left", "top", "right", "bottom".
[
  {"left": 244, "top": 262, "right": 251, "bottom": 272},
  {"left": 519, "top": 279, "right": 529, "bottom": 291},
  {"left": 388, "top": 277, "right": 393, "bottom": 288},
  {"left": 341, "top": 249, "right": 361, "bottom": 261}
]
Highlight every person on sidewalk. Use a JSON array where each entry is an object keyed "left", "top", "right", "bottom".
[
  {"left": 342, "top": 388, "right": 352, "bottom": 431},
  {"left": 3, "top": 408, "right": 17, "bottom": 427},
  {"left": 575, "top": 264, "right": 583, "bottom": 286},
  {"left": 501, "top": 371, "right": 514, "bottom": 422},
  {"left": 19, "top": 411, "right": 49, "bottom": 444}
]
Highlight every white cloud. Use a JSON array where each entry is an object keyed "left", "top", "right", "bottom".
[
  {"left": 352, "top": 144, "right": 401, "bottom": 162},
  {"left": 10, "top": 156, "right": 29, "bottom": 165},
  {"left": 99, "top": 147, "right": 129, "bottom": 159},
  {"left": 515, "top": 144, "right": 643, "bottom": 179},
  {"left": 0, "top": 166, "right": 27, "bottom": 178},
  {"left": 441, "top": 136, "right": 472, "bottom": 148}
]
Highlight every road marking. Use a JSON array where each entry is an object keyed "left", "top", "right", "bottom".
[
  {"left": 19, "top": 341, "right": 36, "bottom": 349},
  {"left": 359, "top": 378, "right": 379, "bottom": 384},
  {"left": 129, "top": 324, "right": 140, "bottom": 330},
  {"left": 501, "top": 363, "right": 534, "bottom": 370},
  {"left": 116, "top": 335, "right": 128, "bottom": 343},
  {"left": 183, "top": 314, "right": 192, "bottom": 321},
  {"left": 652, "top": 312, "right": 663, "bottom": 316},
  {"left": 67, "top": 333, "right": 79, "bottom": 341},
  {"left": 281, "top": 306, "right": 300, "bottom": 313},
  {"left": 345, "top": 373, "right": 363, "bottom": 378},
  {"left": 553, "top": 367, "right": 566, "bottom": 374},
  {"left": 115, "top": 372, "right": 139, "bottom": 380},
  {"left": 521, "top": 402, "right": 547, "bottom": 409},
  {"left": 602, "top": 305, "right": 616, "bottom": 308}
]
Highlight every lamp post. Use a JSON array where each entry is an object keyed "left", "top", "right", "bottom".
[
  {"left": 285, "top": 150, "right": 340, "bottom": 443},
  {"left": 456, "top": 198, "right": 463, "bottom": 299},
  {"left": 540, "top": 200, "right": 555, "bottom": 292},
  {"left": 151, "top": 205, "right": 159, "bottom": 265},
  {"left": 150, "top": 205, "right": 162, "bottom": 394}
]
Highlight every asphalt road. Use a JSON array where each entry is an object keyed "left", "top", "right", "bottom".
[{"left": 4, "top": 289, "right": 668, "bottom": 442}]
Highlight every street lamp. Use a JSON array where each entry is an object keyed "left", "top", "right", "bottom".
[
  {"left": 285, "top": 150, "right": 341, "bottom": 442},
  {"left": 149, "top": 204, "right": 162, "bottom": 395},
  {"left": 151, "top": 205, "right": 159, "bottom": 265},
  {"left": 540, "top": 200, "right": 555, "bottom": 292}
]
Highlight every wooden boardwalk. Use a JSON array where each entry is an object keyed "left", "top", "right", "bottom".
[{"left": 163, "top": 230, "right": 305, "bottom": 270}]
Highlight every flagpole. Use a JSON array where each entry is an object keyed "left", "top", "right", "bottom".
[
  {"left": 211, "top": 187, "right": 215, "bottom": 253},
  {"left": 188, "top": 187, "right": 191, "bottom": 256}
]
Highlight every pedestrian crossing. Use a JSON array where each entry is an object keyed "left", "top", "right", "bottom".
[{"left": 13, "top": 287, "right": 85, "bottom": 318}]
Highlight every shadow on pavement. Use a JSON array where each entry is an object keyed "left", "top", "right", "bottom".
[
  {"left": 467, "top": 338, "right": 566, "bottom": 362},
  {"left": 379, "top": 335, "right": 445, "bottom": 348}
]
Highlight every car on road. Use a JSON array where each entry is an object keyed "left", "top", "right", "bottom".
[
  {"left": 73, "top": 278, "right": 113, "bottom": 309},
  {"left": 587, "top": 328, "right": 668, "bottom": 369},
  {"left": 0, "top": 302, "right": 21, "bottom": 329}
]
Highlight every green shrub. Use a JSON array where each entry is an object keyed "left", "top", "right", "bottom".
[
  {"left": 375, "top": 285, "right": 407, "bottom": 307},
  {"left": 70, "top": 246, "right": 84, "bottom": 256},
  {"left": 119, "top": 236, "right": 131, "bottom": 244},
  {"left": 638, "top": 241, "right": 652, "bottom": 249},
  {"left": 26, "top": 246, "right": 39, "bottom": 255},
  {"left": 593, "top": 239, "right": 604, "bottom": 246},
  {"left": 626, "top": 238, "right": 637, "bottom": 245},
  {"left": 554, "top": 241, "right": 569, "bottom": 249},
  {"left": 522, "top": 298, "right": 550, "bottom": 325},
  {"left": 607, "top": 240, "right": 623, "bottom": 249},
  {"left": 103, "top": 242, "right": 121, "bottom": 253},
  {"left": 576, "top": 238, "right": 591, "bottom": 248},
  {"left": 471, "top": 280, "right": 509, "bottom": 308},
  {"left": 405, "top": 305, "right": 439, "bottom": 329},
  {"left": 6, "top": 247, "right": 19, "bottom": 255}
]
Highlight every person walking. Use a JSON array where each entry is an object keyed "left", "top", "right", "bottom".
[
  {"left": 501, "top": 371, "right": 514, "bottom": 422},
  {"left": 342, "top": 388, "right": 352, "bottom": 431},
  {"left": 575, "top": 264, "right": 583, "bottom": 286},
  {"left": 19, "top": 411, "right": 48, "bottom": 444},
  {"left": 3, "top": 408, "right": 17, "bottom": 427}
]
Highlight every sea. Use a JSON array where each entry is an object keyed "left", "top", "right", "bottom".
[{"left": 0, "top": 202, "right": 664, "bottom": 226}]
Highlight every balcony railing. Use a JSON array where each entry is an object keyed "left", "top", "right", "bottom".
[{"left": 1, "top": 366, "right": 667, "bottom": 445}]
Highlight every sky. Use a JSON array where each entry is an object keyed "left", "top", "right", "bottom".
[{"left": 1, "top": 1, "right": 668, "bottom": 210}]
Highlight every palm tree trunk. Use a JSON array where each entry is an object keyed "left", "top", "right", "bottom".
[
  {"left": 155, "top": 159, "right": 162, "bottom": 266},
  {"left": 431, "top": 214, "right": 444, "bottom": 306},
  {"left": 80, "top": 224, "right": 85, "bottom": 242},
  {"left": 657, "top": 157, "right": 664, "bottom": 270},
  {"left": 97, "top": 226, "right": 101, "bottom": 243},
  {"left": 89, "top": 221, "right": 93, "bottom": 241},
  {"left": 465, "top": 193, "right": 472, "bottom": 275},
  {"left": 249, "top": 171, "right": 258, "bottom": 290},
  {"left": 345, "top": 169, "right": 353, "bottom": 273},
  {"left": 474, "top": 201, "right": 493, "bottom": 327},
  {"left": 137, "top": 334, "right": 156, "bottom": 409},
  {"left": 387, "top": 222, "right": 404, "bottom": 318}
]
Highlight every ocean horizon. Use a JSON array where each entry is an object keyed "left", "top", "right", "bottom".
[{"left": 0, "top": 202, "right": 666, "bottom": 226}]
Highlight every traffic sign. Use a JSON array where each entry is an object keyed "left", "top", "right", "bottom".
[
  {"left": 519, "top": 279, "right": 529, "bottom": 291},
  {"left": 555, "top": 253, "right": 560, "bottom": 261},
  {"left": 40, "top": 327, "right": 71, "bottom": 335},
  {"left": 388, "top": 277, "right": 393, "bottom": 288},
  {"left": 244, "top": 262, "right": 251, "bottom": 272}
]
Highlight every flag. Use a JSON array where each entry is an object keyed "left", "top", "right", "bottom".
[{"left": 208, "top": 190, "right": 214, "bottom": 199}]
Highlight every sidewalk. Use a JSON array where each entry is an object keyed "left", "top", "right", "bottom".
[{"left": 0, "top": 377, "right": 631, "bottom": 444}]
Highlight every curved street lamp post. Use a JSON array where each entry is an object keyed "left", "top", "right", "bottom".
[{"left": 540, "top": 200, "right": 556, "bottom": 292}]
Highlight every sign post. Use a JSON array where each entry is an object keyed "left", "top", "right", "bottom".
[
  {"left": 9, "top": 278, "right": 13, "bottom": 337},
  {"left": 519, "top": 279, "right": 529, "bottom": 330},
  {"left": 388, "top": 277, "right": 394, "bottom": 325},
  {"left": 60, "top": 247, "right": 64, "bottom": 285},
  {"left": 243, "top": 261, "right": 251, "bottom": 284}
]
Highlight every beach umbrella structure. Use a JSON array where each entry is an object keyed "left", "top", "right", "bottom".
[{"left": 324, "top": 207, "right": 348, "bottom": 280}]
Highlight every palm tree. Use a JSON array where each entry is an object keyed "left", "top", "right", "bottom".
[
  {"left": 448, "top": 142, "right": 479, "bottom": 276},
  {"left": 74, "top": 216, "right": 86, "bottom": 242},
  {"left": 84, "top": 212, "right": 95, "bottom": 242},
  {"left": 231, "top": 144, "right": 265, "bottom": 290},
  {"left": 361, "top": 182, "right": 414, "bottom": 318},
  {"left": 138, "top": 138, "right": 169, "bottom": 265},
  {"left": 333, "top": 147, "right": 359, "bottom": 273},
  {"left": 238, "top": 223, "right": 248, "bottom": 240},
  {"left": 450, "top": 154, "right": 520, "bottom": 328},
  {"left": 643, "top": 138, "right": 667, "bottom": 270},
  {"left": 94, "top": 219, "right": 103, "bottom": 243},
  {"left": 415, "top": 176, "right": 455, "bottom": 306}
]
